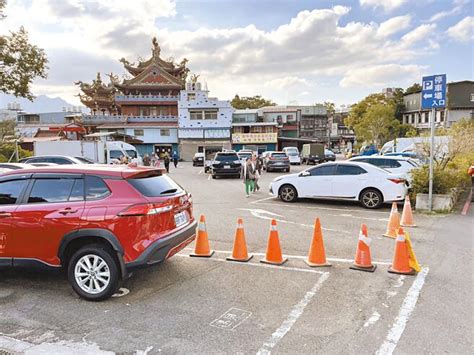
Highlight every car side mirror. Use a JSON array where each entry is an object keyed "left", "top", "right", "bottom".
[{"left": 300, "top": 171, "right": 310, "bottom": 177}]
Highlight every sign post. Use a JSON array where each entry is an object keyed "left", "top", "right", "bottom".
[{"left": 421, "top": 74, "right": 447, "bottom": 211}]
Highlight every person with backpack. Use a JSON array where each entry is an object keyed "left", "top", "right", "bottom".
[{"left": 242, "top": 158, "right": 256, "bottom": 198}]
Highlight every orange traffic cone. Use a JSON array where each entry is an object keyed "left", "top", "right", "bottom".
[
  {"left": 260, "top": 219, "right": 287, "bottom": 265},
  {"left": 383, "top": 202, "right": 400, "bottom": 238},
  {"left": 350, "top": 224, "right": 377, "bottom": 272},
  {"left": 190, "top": 215, "right": 215, "bottom": 257},
  {"left": 388, "top": 228, "right": 416, "bottom": 275},
  {"left": 400, "top": 196, "right": 416, "bottom": 227},
  {"left": 227, "top": 218, "right": 253, "bottom": 262},
  {"left": 305, "top": 218, "right": 331, "bottom": 267}
]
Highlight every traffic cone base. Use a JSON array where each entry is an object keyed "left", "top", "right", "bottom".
[
  {"left": 388, "top": 266, "right": 415, "bottom": 275},
  {"left": 190, "top": 250, "right": 215, "bottom": 258},
  {"left": 260, "top": 257, "right": 288, "bottom": 266},
  {"left": 226, "top": 254, "right": 253, "bottom": 262},
  {"left": 350, "top": 264, "right": 377, "bottom": 272},
  {"left": 305, "top": 260, "right": 331, "bottom": 267}
]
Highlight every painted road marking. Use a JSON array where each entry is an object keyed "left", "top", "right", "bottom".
[
  {"left": 376, "top": 267, "right": 430, "bottom": 355},
  {"left": 238, "top": 208, "right": 351, "bottom": 234},
  {"left": 363, "top": 311, "right": 381, "bottom": 328},
  {"left": 176, "top": 254, "right": 326, "bottom": 274},
  {"left": 208, "top": 174, "right": 211, "bottom": 180},
  {"left": 182, "top": 249, "right": 392, "bottom": 266},
  {"left": 257, "top": 272, "right": 330, "bottom": 354},
  {"left": 210, "top": 307, "right": 252, "bottom": 331}
]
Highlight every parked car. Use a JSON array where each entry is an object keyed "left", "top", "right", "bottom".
[
  {"left": 192, "top": 152, "right": 205, "bottom": 166},
  {"left": 0, "top": 163, "right": 34, "bottom": 171},
  {"left": 237, "top": 150, "right": 253, "bottom": 163},
  {"left": 20, "top": 155, "right": 95, "bottom": 165},
  {"left": 211, "top": 152, "right": 242, "bottom": 179},
  {"left": 269, "top": 161, "right": 407, "bottom": 209},
  {"left": 264, "top": 151, "right": 290, "bottom": 172},
  {"left": 349, "top": 156, "right": 418, "bottom": 186},
  {"left": 282, "top": 147, "right": 301, "bottom": 165},
  {"left": 0, "top": 165, "right": 196, "bottom": 301},
  {"left": 301, "top": 143, "right": 325, "bottom": 165},
  {"left": 324, "top": 149, "right": 336, "bottom": 162}
]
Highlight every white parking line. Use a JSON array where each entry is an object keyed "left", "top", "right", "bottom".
[
  {"left": 176, "top": 254, "right": 326, "bottom": 274},
  {"left": 254, "top": 200, "right": 391, "bottom": 215},
  {"left": 257, "top": 272, "right": 330, "bottom": 354},
  {"left": 182, "top": 249, "right": 392, "bottom": 266},
  {"left": 376, "top": 267, "right": 430, "bottom": 355}
]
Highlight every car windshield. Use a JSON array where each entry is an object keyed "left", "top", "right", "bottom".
[
  {"left": 285, "top": 149, "right": 299, "bottom": 156},
  {"left": 216, "top": 154, "right": 239, "bottom": 162},
  {"left": 74, "top": 157, "right": 95, "bottom": 164},
  {"left": 325, "top": 150, "right": 334, "bottom": 155},
  {"left": 272, "top": 153, "right": 287, "bottom": 158},
  {"left": 126, "top": 150, "right": 137, "bottom": 158}
]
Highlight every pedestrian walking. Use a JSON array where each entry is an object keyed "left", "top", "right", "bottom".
[
  {"left": 468, "top": 162, "right": 474, "bottom": 201},
  {"left": 172, "top": 151, "right": 179, "bottom": 168},
  {"left": 252, "top": 154, "right": 262, "bottom": 192},
  {"left": 164, "top": 153, "right": 170, "bottom": 173},
  {"left": 153, "top": 153, "right": 161, "bottom": 167},
  {"left": 242, "top": 158, "right": 256, "bottom": 198},
  {"left": 143, "top": 153, "right": 151, "bottom": 166}
]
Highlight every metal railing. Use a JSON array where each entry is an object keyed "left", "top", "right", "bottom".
[{"left": 115, "top": 94, "right": 179, "bottom": 102}]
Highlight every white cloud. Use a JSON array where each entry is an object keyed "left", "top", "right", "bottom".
[
  {"left": 339, "top": 64, "right": 426, "bottom": 88},
  {"left": 401, "top": 24, "right": 436, "bottom": 45},
  {"left": 447, "top": 16, "right": 474, "bottom": 42},
  {"left": 377, "top": 15, "right": 411, "bottom": 37},
  {"left": 0, "top": 2, "right": 445, "bottom": 105},
  {"left": 265, "top": 76, "right": 310, "bottom": 89},
  {"left": 428, "top": 0, "right": 468, "bottom": 22},
  {"left": 359, "top": 0, "right": 408, "bottom": 12}
]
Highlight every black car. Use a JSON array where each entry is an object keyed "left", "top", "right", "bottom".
[
  {"left": 192, "top": 152, "right": 205, "bottom": 166},
  {"left": 264, "top": 152, "right": 290, "bottom": 172},
  {"left": 324, "top": 149, "right": 336, "bottom": 162},
  {"left": 211, "top": 152, "right": 242, "bottom": 179}
]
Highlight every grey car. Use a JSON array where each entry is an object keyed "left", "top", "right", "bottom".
[{"left": 264, "top": 152, "right": 290, "bottom": 172}]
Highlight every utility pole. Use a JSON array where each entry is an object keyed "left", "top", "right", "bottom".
[{"left": 428, "top": 107, "right": 436, "bottom": 211}]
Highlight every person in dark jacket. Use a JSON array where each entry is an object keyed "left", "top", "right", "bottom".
[
  {"left": 164, "top": 153, "right": 170, "bottom": 173},
  {"left": 253, "top": 154, "right": 262, "bottom": 192},
  {"left": 172, "top": 151, "right": 179, "bottom": 168},
  {"left": 242, "top": 158, "right": 256, "bottom": 198}
]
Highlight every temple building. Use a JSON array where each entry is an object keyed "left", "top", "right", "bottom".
[{"left": 77, "top": 37, "right": 189, "bottom": 157}]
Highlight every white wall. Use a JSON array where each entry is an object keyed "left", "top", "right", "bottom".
[
  {"left": 178, "top": 86, "right": 233, "bottom": 138},
  {"left": 99, "top": 128, "right": 178, "bottom": 143}
]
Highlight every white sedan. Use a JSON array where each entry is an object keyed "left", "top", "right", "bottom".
[{"left": 269, "top": 161, "right": 408, "bottom": 209}]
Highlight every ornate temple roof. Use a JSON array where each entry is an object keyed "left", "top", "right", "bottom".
[
  {"left": 75, "top": 73, "right": 117, "bottom": 110},
  {"left": 115, "top": 37, "right": 189, "bottom": 91}
]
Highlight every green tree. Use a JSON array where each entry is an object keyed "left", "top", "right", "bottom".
[
  {"left": 323, "top": 101, "right": 335, "bottom": 116},
  {"left": 352, "top": 104, "right": 400, "bottom": 148},
  {"left": 405, "top": 83, "right": 422, "bottom": 94},
  {"left": 345, "top": 93, "right": 390, "bottom": 129},
  {"left": 231, "top": 95, "right": 276, "bottom": 109},
  {"left": 0, "top": 0, "right": 48, "bottom": 100}
]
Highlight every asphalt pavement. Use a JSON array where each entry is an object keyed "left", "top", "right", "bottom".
[{"left": 0, "top": 162, "right": 472, "bottom": 354}]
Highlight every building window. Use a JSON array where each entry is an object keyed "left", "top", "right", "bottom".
[
  {"left": 134, "top": 129, "right": 144, "bottom": 137},
  {"left": 204, "top": 110, "right": 218, "bottom": 120},
  {"left": 471, "top": 93, "right": 474, "bottom": 102},
  {"left": 149, "top": 107, "right": 158, "bottom": 116},
  {"left": 265, "top": 126, "right": 274, "bottom": 133},
  {"left": 234, "top": 127, "right": 244, "bottom": 133},
  {"left": 160, "top": 129, "right": 170, "bottom": 136},
  {"left": 253, "top": 126, "right": 263, "bottom": 133},
  {"left": 188, "top": 93, "right": 196, "bottom": 101},
  {"left": 190, "top": 110, "right": 203, "bottom": 120},
  {"left": 139, "top": 107, "right": 149, "bottom": 116}
]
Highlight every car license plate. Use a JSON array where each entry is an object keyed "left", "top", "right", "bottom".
[
  {"left": 174, "top": 212, "right": 187, "bottom": 227},
  {"left": 224, "top": 165, "right": 230, "bottom": 169},
  {"left": 276, "top": 162, "right": 283, "bottom": 165}
]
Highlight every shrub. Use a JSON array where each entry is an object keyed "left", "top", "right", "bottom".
[{"left": 410, "top": 165, "right": 469, "bottom": 195}]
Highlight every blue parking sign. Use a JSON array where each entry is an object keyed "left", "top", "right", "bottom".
[{"left": 422, "top": 74, "right": 446, "bottom": 109}]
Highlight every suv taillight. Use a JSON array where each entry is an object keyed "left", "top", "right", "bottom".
[{"left": 118, "top": 203, "right": 173, "bottom": 217}]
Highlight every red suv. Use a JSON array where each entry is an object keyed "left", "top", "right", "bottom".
[{"left": 0, "top": 165, "right": 196, "bottom": 301}]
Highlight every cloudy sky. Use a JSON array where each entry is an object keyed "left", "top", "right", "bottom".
[{"left": 1, "top": 0, "right": 473, "bottom": 107}]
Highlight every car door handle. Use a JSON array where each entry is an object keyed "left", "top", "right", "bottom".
[
  {"left": 0, "top": 212, "right": 12, "bottom": 218},
  {"left": 58, "top": 208, "right": 78, "bottom": 215}
]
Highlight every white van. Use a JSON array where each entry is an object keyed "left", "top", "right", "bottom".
[{"left": 282, "top": 146, "right": 301, "bottom": 165}]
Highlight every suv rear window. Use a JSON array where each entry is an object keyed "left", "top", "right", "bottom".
[
  {"left": 85, "top": 176, "right": 110, "bottom": 200},
  {"left": 271, "top": 153, "right": 287, "bottom": 158},
  {"left": 128, "top": 175, "right": 183, "bottom": 197},
  {"left": 216, "top": 154, "right": 239, "bottom": 162}
]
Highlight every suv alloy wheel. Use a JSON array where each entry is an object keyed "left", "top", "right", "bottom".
[{"left": 68, "top": 244, "right": 120, "bottom": 301}]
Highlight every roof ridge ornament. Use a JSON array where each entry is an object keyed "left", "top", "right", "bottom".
[{"left": 152, "top": 36, "right": 161, "bottom": 58}]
